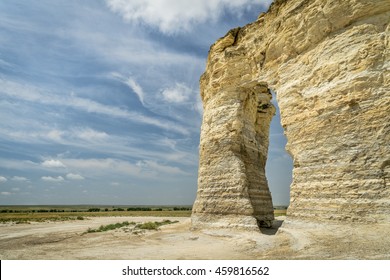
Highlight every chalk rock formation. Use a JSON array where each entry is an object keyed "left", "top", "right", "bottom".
[{"left": 192, "top": 0, "right": 390, "bottom": 229}]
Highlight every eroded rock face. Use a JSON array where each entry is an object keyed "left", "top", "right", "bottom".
[{"left": 192, "top": 0, "right": 390, "bottom": 229}]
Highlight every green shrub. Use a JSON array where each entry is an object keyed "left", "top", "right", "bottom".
[
  {"left": 85, "top": 221, "right": 135, "bottom": 233},
  {"left": 135, "top": 220, "right": 178, "bottom": 231},
  {"left": 135, "top": 222, "right": 159, "bottom": 230}
]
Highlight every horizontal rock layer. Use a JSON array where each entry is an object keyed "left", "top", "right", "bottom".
[{"left": 192, "top": 0, "right": 390, "bottom": 228}]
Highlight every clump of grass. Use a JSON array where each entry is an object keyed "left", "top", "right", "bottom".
[
  {"left": 86, "top": 221, "right": 135, "bottom": 233},
  {"left": 135, "top": 220, "right": 178, "bottom": 231},
  {"left": 76, "top": 216, "right": 84, "bottom": 220},
  {"left": 135, "top": 222, "right": 159, "bottom": 230}
]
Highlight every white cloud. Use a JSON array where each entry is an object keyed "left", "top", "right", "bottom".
[
  {"left": 0, "top": 176, "right": 7, "bottom": 183},
  {"left": 41, "top": 176, "right": 65, "bottom": 182},
  {"left": 1, "top": 192, "right": 11, "bottom": 196},
  {"left": 66, "top": 173, "right": 85, "bottom": 180},
  {"left": 11, "top": 176, "right": 28, "bottom": 182},
  {"left": 106, "top": 0, "right": 272, "bottom": 34},
  {"left": 41, "top": 159, "right": 66, "bottom": 168},
  {"left": 161, "top": 83, "right": 192, "bottom": 103},
  {"left": 11, "top": 187, "right": 20, "bottom": 192}
]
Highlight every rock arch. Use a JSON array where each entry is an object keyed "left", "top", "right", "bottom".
[{"left": 192, "top": 0, "right": 390, "bottom": 230}]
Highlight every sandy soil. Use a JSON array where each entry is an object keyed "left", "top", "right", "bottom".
[{"left": 1, "top": 216, "right": 389, "bottom": 259}]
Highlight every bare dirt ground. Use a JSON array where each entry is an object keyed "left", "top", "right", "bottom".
[{"left": 1, "top": 216, "right": 389, "bottom": 259}]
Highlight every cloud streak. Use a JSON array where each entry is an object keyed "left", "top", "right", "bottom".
[
  {"left": 0, "top": 78, "right": 189, "bottom": 135},
  {"left": 41, "top": 176, "right": 65, "bottom": 182},
  {"left": 61, "top": 158, "right": 191, "bottom": 179},
  {"left": 126, "top": 77, "right": 146, "bottom": 106},
  {"left": 11, "top": 176, "right": 29, "bottom": 182}
]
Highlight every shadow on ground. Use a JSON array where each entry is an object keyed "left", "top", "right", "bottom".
[{"left": 259, "top": 219, "right": 284, "bottom": 235}]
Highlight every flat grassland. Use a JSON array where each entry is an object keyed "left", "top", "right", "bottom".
[
  {"left": 0, "top": 205, "right": 193, "bottom": 223},
  {"left": 0, "top": 205, "right": 287, "bottom": 223},
  {"left": 1, "top": 206, "right": 388, "bottom": 260}
]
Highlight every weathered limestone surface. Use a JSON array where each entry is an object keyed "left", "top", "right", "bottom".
[{"left": 192, "top": 0, "right": 390, "bottom": 229}]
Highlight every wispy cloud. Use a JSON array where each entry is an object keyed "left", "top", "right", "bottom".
[
  {"left": 66, "top": 173, "right": 85, "bottom": 180},
  {"left": 60, "top": 157, "right": 190, "bottom": 179},
  {"left": 126, "top": 77, "right": 146, "bottom": 106},
  {"left": 62, "top": 158, "right": 135, "bottom": 174},
  {"left": 11, "top": 176, "right": 29, "bottom": 182},
  {"left": 110, "top": 72, "right": 147, "bottom": 107},
  {"left": 0, "top": 176, "right": 7, "bottom": 183},
  {"left": 136, "top": 160, "right": 189, "bottom": 175},
  {"left": 41, "top": 176, "right": 65, "bottom": 182},
  {"left": 161, "top": 83, "right": 192, "bottom": 103},
  {"left": 0, "top": 159, "right": 39, "bottom": 171},
  {"left": 73, "top": 128, "right": 109, "bottom": 142},
  {"left": 0, "top": 78, "right": 189, "bottom": 135},
  {"left": 0, "top": 125, "right": 198, "bottom": 168},
  {"left": 108, "top": 71, "right": 202, "bottom": 131},
  {"left": 1, "top": 192, "right": 12, "bottom": 196}
]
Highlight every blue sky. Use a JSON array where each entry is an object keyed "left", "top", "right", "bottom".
[{"left": 0, "top": 0, "right": 292, "bottom": 206}]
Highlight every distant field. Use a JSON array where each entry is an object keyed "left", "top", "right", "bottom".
[
  {"left": 274, "top": 209, "right": 287, "bottom": 216},
  {"left": 0, "top": 205, "right": 192, "bottom": 223},
  {"left": 0, "top": 205, "right": 287, "bottom": 223}
]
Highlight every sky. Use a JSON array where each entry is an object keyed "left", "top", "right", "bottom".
[{"left": 0, "top": 0, "right": 292, "bottom": 206}]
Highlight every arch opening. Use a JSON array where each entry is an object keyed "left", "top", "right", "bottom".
[{"left": 266, "top": 90, "right": 293, "bottom": 210}]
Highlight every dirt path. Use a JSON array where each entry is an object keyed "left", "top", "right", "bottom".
[{"left": 0, "top": 216, "right": 389, "bottom": 259}]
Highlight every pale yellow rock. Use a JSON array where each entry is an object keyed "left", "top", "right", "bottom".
[{"left": 192, "top": 0, "right": 390, "bottom": 230}]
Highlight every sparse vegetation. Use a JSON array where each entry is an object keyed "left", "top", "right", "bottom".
[
  {"left": 135, "top": 220, "right": 178, "bottom": 230},
  {"left": 86, "top": 221, "right": 135, "bottom": 233},
  {"left": 84, "top": 220, "right": 178, "bottom": 234}
]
